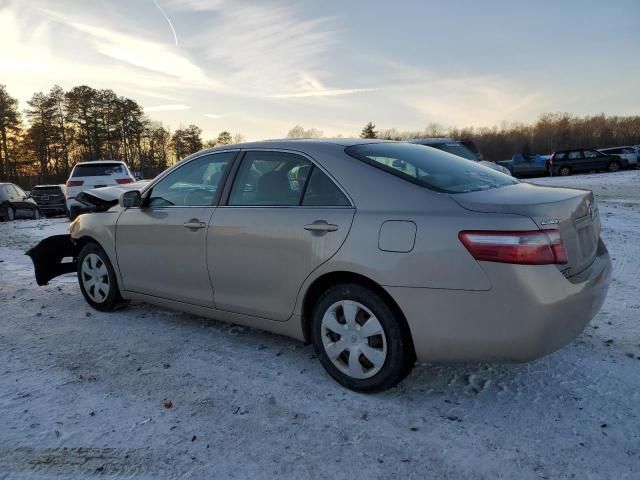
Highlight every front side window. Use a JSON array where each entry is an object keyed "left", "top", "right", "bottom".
[
  {"left": 568, "top": 151, "right": 582, "bottom": 159},
  {"left": 346, "top": 143, "right": 517, "bottom": 194},
  {"left": 583, "top": 150, "right": 598, "bottom": 158},
  {"left": 149, "top": 152, "right": 235, "bottom": 207},
  {"left": 229, "top": 151, "right": 311, "bottom": 206}
]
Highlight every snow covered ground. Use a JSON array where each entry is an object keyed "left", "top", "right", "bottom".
[{"left": 1, "top": 171, "right": 638, "bottom": 479}]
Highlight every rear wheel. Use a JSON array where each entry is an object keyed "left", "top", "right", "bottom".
[
  {"left": 559, "top": 166, "right": 571, "bottom": 176},
  {"left": 77, "top": 243, "right": 122, "bottom": 311},
  {"left": 310, "top": 283, "right": 414, "bottom": 393},
  {"left": 608, "top": 161, "right": 620, "bottom": 172}
]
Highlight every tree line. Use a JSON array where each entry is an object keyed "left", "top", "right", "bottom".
[
  {"left": 0, "top": 84, "right": 244, "bottom": 185},
  {"left": 3, "top": 82, "right": 640, "bottom": 187},
  {"left": 359, "top": 116, "right": 640, "bottom": 161}
]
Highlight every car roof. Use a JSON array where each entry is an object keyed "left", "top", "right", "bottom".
[
  {"left": 74, "top": 160, "right": 127, "bottom": 165},
  {"left": 202, "top": 138, "right": 393, "bottom": 151},
  {"left": 554, "top": 148, "right": 598, "bottom": 153},
  {"left": 33, "top": 184, "right": 63, "bottom": 188}
]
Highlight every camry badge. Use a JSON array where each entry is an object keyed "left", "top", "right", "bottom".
[{"left": 540, "top": 219, "right": 560, "bottom": 226}]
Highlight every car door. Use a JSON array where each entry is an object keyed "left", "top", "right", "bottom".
[
  {"left": 583, "top": 150, "right": 608, "bottom": 170},
  {"left": 565, "top": 150, "right": 585, "bottom": 171},
  {"left": 116, "top": 151, "right": 237, "bottom": 307},
  {"left": 208, "top": 150, "right": 355, "bottom": 321},
  {"left": 8, "top": 185, "right": 30, "bottom": 214}
]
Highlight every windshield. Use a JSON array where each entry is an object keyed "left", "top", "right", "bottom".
[{"left": 346, "top": 143, "right": 518, "bottom": 194}]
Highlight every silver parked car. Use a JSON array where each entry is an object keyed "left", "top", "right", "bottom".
[{"left": 28, "top": 140, "right": 611, "bottom": 392}]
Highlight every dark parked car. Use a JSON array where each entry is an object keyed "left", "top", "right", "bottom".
[
  {"left": 30, "top": 185, "right": 67, "bottom": 216},
  {"left": 500, "top": 153, "right": 550, "bottom": 178},
  {"left": 0, "top": 183, "right": 40, "bottom": 221},
  {"left": 549, "top": 149, "right": 623, "bottom": 176}
]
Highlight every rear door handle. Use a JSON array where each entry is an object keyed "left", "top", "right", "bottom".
[
  {"left": 183, "top": 219, "right": 206, "bottom": 230},
  {"left": 304, "top": 221, "right": 338, "bottom": 232}
]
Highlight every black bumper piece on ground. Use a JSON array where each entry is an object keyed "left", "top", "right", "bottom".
[{"left": 25, "top": 235, "right": 78, "bottom": 286}]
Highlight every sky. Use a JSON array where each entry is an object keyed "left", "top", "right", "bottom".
[{"left": 1, "top": 0, "right": 639, "bottom": 140}]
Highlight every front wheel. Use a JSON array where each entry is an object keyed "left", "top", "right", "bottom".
[
  {"left": 608, "top": 161, "right": 620, "bottom": 172},
  {"left": 32, "top": 208, "right": 40, "bottom": 220},
  {"left": 559, "top": 166, "right": 571, "bottom": 176},
  {"left": 77, "top": 243, "right": 123, "bottom": 311},
  {"left": 310, "top": 283, "right": 415, "bottom": 393}
]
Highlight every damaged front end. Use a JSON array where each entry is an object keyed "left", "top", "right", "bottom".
[
  {"left": 26, "top": 234, "right": 78, "bottom": 286},
  {"left": 26, "top": 183, "right": 140, "bottom": 286}
]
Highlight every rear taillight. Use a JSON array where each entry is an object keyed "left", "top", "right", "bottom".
[
  {"left": 459, "top": 229, "right": 568, "bottom": 265},
  {"left": 116, "top": 178, "right": 134, "bottom": 184},
  {"left": 66, "top": 180, "right": 84, "bottom": 187}
]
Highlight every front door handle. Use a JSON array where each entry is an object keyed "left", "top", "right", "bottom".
[
  {"left": 183, "top": 219, "right": 206, "bottom": 230},
  {"left": 304, "top": 220, "right": 338, "bottom": 233}
]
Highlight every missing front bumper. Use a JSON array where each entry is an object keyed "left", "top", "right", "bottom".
[{"left": 25, "top": 235, "right": 78, "bottom": 286}]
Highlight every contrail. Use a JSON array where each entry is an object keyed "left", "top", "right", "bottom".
[{"left": 152, "top": 0, "right": 178, "bottom": 46}]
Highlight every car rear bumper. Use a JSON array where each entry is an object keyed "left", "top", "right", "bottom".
[
  {"left": 36, "top": 202, "right": 66, "bottom": 212},
  {"left": 386, "top": 239, "right": 611, "bottom": 363}
]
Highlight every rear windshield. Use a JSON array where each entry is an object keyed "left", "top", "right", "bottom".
[
  {"left": 72, "top": 163, "right": 127, "bottom": 177},
  {"left": 346, "top": 143, "right": 518, "bottom": 194}
]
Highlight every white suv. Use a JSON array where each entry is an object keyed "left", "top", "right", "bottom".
[{"left": 65, "top": 161, "right": 134, "bottom": 219}]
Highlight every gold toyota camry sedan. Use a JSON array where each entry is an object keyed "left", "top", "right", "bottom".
[{"left": 28, "top": 140, "right": 611, "bottom": 392}]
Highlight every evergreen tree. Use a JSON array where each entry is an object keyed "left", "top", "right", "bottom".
[
  {"left": 0, "top": 85, "right": 21, "bottom": 179},
  {"left": 360, "top": 121, "right": 377, "bottom": 139}
]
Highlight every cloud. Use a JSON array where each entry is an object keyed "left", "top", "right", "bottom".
[
  {"left": 204, "top": 113, "right": 223, "bottom": 119},
  {"left": 145, "top": 104, "right": 191, "bottom": 112},
  {"left": 266, "top": 72, "right": 376, "bottom": 99},
  {"left": 171, "top": 1, "right": 339, "bottom": 97}
]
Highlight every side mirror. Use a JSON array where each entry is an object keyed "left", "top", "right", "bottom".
[{"left": 121, "top": 190, "right": 141, "bottom": 208}]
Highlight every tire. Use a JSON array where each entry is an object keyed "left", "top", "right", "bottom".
[
  {"left": 559, "top": 166, "right": 571, "bottom": 176},
  {"left": 310, "top": 283, "right": 415, "bottom": 393},
  {"left": 77, "top": 243, "right": 123, "bottom": 312},
  {"left": 32, "top": 208, "right": 40, "bottom": 220},
  {"left": 5, "top": 205, "right": 15, "bottom": 221},
  {"left": 608, "top": 161, "right": 620, "bottom": 172}
]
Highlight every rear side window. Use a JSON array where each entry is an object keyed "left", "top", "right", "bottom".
[
  {"left": 346, "top": 143, "right": 517, "bottom": 194},
  {"left": 568, "top": 151, "right": 582, "bottom": 159},
  {"left": 554, "top": 152, "right": 566, "bottom": 160},
  {"left": 72, "top": 163, "right": 127, "bottom": 177},
  {"left": 302, "top": 168, "right": 350, "bottom": 206},
  {"left": 229, "top": 151, "right": 311, "bottom": 206}
]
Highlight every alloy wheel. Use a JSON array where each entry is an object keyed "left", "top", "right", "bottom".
[{"left": 320, "top": 300, "right": 387, "bottom": 379}]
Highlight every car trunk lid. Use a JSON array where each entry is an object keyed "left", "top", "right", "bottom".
[{"left": 452, "top": 183, "right": 600, "bottom": 277}]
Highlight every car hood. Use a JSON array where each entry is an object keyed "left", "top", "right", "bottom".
[{"left": 76, "top": 181, "right": 149, "bottom": 211}]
